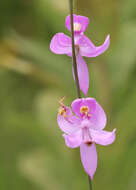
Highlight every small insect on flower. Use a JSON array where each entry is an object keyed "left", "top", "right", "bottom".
[
  {"left": 50, "top": 14, "right": 110, "bottom": 96},
  {"left": 58, "top": 97, "right": 68, "bottom": 118},
  {"left": 57, "top": 97, "right": 116, "bottom": 179}
]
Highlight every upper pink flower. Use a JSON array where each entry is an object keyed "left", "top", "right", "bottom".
[
  {"left": 50, "top": 14, "right": 110, "bottom": 96},
  {"left": 57, "top": 97, "right": 116, "bottom": 179}
]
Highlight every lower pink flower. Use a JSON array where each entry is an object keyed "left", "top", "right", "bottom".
[{"left": 57, "top": 97, "right": 116, "bottom": 179}]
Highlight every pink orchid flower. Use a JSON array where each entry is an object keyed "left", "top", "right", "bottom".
[
  {"left": 57, "top": 97, "right": 116, "bottom": 179},
  {"left": 50, "top": 14, "right": 110, "bottom": 96}
]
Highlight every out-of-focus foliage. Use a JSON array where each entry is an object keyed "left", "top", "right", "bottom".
[{"left": 0, "top": 0, "right": 136, "bottom": 190}]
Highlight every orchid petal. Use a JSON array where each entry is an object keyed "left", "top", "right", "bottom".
[
  {"left": 50, "top": 33, "right": 72, "bottom": 54},
  {"left": 57, "top": 107, "right": 80, "bottom": 134},
  {"left": 63, "top": 130, "right": 82, "bottom": 148},
  {"left": 71, "top": 98, "right": 96, "bottom": 117},
  {"left": 71, "top": 98, "right": 107, "bottom": 129},
  {"left": 89, "top": 101, "right": 107, "bottom": 130},
  {"left": 79, "top": 35, "right": 110, "bottom": 57},
  {"left": 80, "top": 143, "right": 97, "bottom": 179},
  {"left": 90, "top": 129, "right": 116, "bottom": 146},
  {"left": 76, "top": 54, "right": 89, "bottom": 96},
  {"left": 65, "top": 14, "right": 89, "bottom": 33}
]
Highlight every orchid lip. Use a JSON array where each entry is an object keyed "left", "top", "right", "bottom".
[
  {"left": 79, "top": 106, "right": 92, "bottom": 119},
  {"left": 80, "top": 106, "right": 89, "bottom": 114},
  {"left": 74, "top": 22, "right": 82, "bottom": 31}
]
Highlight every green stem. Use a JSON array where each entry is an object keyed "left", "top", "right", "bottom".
[
  {"left": 69, "top": 0, "right": 81, "bottom": 98},
  {"left": 88, "top": 175, "right": 93, "bottom": 190},
  {"left": 69, "top": 1, "right": 93, "bottom": 190}
]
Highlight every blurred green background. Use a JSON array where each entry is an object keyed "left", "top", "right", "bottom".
[{"left": 0, "top": 0, "right": 136, "bottom": 189}]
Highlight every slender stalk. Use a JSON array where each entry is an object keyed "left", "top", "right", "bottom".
[
  {"left": 88, "top": 175, "right": 93, "bottom": 190},
  {"left": 69, "top": 0, "right": 93, "bottom": 190},
  {"left": 69, "top": 0, "right": 81, "bottom": 98}
]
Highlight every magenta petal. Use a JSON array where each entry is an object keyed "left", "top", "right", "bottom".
[
  {"left": 57, "top": 107, "right": 79, "bottom": 134},
  {"left": 57, "top": 114, "right": 78, "bottom": 134},
  {"left": 80, "top": 143, "right": 97, "bottom": 179},
  {"left": 78, "top": 35, "right": 96, "bottom": 53},
  {"left": 71, "top": 98, "right": 96, "bottom": 118},
  {"left": 90, "top": 129, "right": 116, "bottom": 146},
  {"left": 79, "top": 35, "right": 110, "bottom": 57},
  {"left": 89, "top": 101, "right": 107, "bottom": 130},
  {"left": 50, "top": 33, "right": 72, "bottom": 54},
  {"left": 63, "top": 130, "right": 82, "bottom": 148},
  {"left": 76, "top": 54, "right": 89, "bottom": 96},
  {"left": 65, "top": 14, "right": 89, "bottom": 33},
  {"left": 71, "top": 98, "right": 106, "bottom": 129}
]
